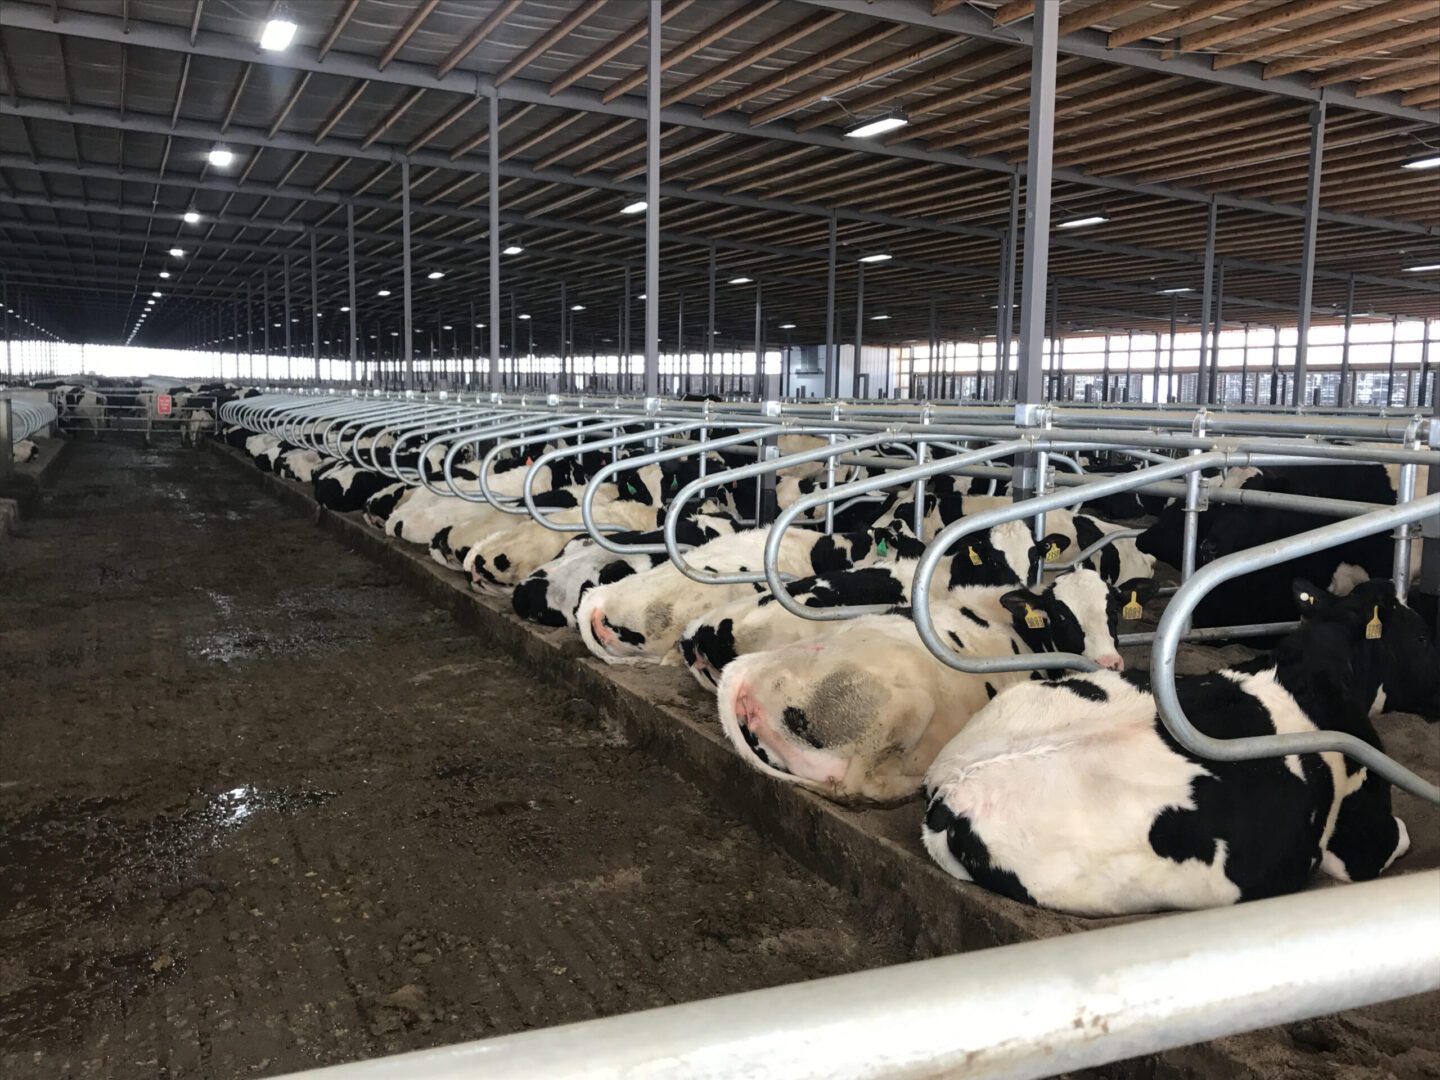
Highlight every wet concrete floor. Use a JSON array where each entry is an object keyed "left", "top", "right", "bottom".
[{"left": 0, "top": 443, "right": 910, "bottom": 1077}]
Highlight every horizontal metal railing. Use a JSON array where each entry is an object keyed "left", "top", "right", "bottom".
[
  {"left": 220, "top": 389, "right": 1438, "bottom": 802},
  {"left": 274, "top": 870, "right": 1440, "bottom": 1080}
]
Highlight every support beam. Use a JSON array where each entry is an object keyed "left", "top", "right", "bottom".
[
  {"left": 643, "top": 0, "right": 660, "bottom": 398},
  {"left": 1197, "top": 199, "right": 1217, "bottom": 404},
  {"left": 402, "top": 157, "right": 413, "bottom": 389},
  {"left": 825, "top": 214, "right": 836, "bottom": 398},
  {"left": 347, "top": 201, "right": 357, "bottom": 382},
  {"left": 0, "top": 5, "right": 1431, "bottom": 237},
  {"left": 1292, "top": 99, "right": 1327, "bottom": 406},
  {"left": 1013, "top": 0, "right": 1057, "bottom": 409},
  {"left": 1338, "top": 271, "right": 1354, "bottom": 408},
  {"left": 310, "top": 230, "right": 319, "bottom": 382},
  {"left": 488, "top": 90, "right": 501, "bottom": 392}
]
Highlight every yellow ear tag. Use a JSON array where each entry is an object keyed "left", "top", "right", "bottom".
[
  {"left": 1045, "top": 541, "right": 1060, "bottom": 562},
  {"left": 1024, "top": 604, "right": 1047, "bottom": 629},
  {"left": 1122, "top": 591, "right": 1143, "bottom": 620},
  {"left": 968, "top": 545, "right": 982, "bottom": 566},
  {"left": 1365, "top": 606, "right": 1383, "bottom": 640}
]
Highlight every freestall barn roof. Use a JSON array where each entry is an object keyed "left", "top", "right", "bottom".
[{"left": 0, "top": 0, "right": 1436, "bottom": 353}]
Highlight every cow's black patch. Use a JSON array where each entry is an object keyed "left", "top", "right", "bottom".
[
  {"left": 604, "top": 618, "right": 646, "bottom": 647},
  {"left": 597, "top": 560, "right": 638, "bottom": 586},
  {"left": 494, "top": 553, "right": 511, "bottom": 572},
  {"left": 959, "top": 606, "right": 989, "bottom": 628},
  {"left": 739, "top": 721, "right": 784, "bottom": 771},
  {"left": 782, "top": 706, "right": 823, "bottom": 749},
  {"left": 1057, "top": 678, "right": 1107, "bottom": 702},
  {"left": 984, "top": 682, "right": 997, "bottom": 700},
  {"left": 944, "top": 811, "right": 1036, "bottom": 906},
  {"left": 689, "top": 619, "right": 737, "bottom": 672}
]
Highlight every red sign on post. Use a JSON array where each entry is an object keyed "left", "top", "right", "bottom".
[{"left": 156, "top": 394, "right": 173, "bottom": 416}]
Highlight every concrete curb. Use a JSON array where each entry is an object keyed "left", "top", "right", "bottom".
[
  {"left": 211, "top": 440, "right": 1283, "bottom": 1080},
  {"left": 2, "top": 435, "right": 73, "bottom": 540}
]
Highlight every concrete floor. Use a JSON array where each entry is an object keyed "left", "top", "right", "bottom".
[{"left": 0, "top": 442, "right": 909, "bottom": 1078}]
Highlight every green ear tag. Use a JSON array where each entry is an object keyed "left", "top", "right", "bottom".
[
  {"left": 876, "top": 538, "right": 888, "bottom": 557},
  {"left": 626, "top": 482, "right": 637, "bottom": 495}
]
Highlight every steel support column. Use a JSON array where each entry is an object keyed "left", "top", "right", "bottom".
[
  {"left": 347, "top": 201, "right": 358, "bottom": 384},
  {"left": 402, "top": 157, "right": 414, "bottom": 390},
  {"left": 998, "top": 169, "right": 1020, "bottom": 401},
  {"left": 824, "top": 213, "right": 836, "bottom": 399},
  {"left": 1293, "top": 99, "right": 1327, "bottom": 407},
  {"left": 263, "top": 274, "right": 270, "bottom": 382},
  {"left": 1209, "top": 259, "right": 1225, "bottom": 404},
  {"left": 853, "top": 263, "right": 864, "bottom": 398},
  {"left": 642, "top": 0, "right": 660, "bottom": 398},
  {"left": 246, "top": 280, "right": 253, "bottom": 381},
  {"left": 1197, "top": 199, "right": 1217, "bottom": 404},
  {"left": 310, "top": 231, "right": 320, "bottom": 383},
  {"left": 283, "top": 251, "right": 292, "bottom": 379},
  {"left": 1014, "top": 0, "right": 1057, "bottom": 410},
  {"left": 1339, "top": 272, "right": 1355, "bottom": 407},
  {"left": 488, "top": 89, "right": 501, "bottom": 393}
]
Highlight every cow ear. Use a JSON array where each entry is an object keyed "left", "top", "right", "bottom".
[
  {"left": 1030, "top": 532, "right": 1071, "bottom": 566},
  {"left": 999, "top": 589, "right": 1048, "bottom": 628},
  {"left": 1117, "top": 577, "right": 1159, "bottom": 605},
  {"left": 1293, "top": 578, "right": 1333, "bottom": 616}
]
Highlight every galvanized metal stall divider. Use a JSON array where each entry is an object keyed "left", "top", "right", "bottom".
[
  {"left": 219, "top": 390, "right": 1437, "bottom": 802},
  {"left": 3, "top": 394, "right": 58, "bottom": 443}
]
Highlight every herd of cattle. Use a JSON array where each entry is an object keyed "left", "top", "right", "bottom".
[
  {"left": 220, "top": 416, "right": 1436, "bottom": 917},
  {"left": 37, "top": 380, "right": 257, "bottom": 438}
]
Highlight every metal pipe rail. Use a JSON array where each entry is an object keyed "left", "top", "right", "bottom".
[
  {"left": 7, "top": 397, "right": 56, "bottom": 443},
  {"left": 1153, "top": 493, "right": 1440, "bottom": 804},
  {"left": 277, "top": 870, "right": 1440, "bottom": 1080}
]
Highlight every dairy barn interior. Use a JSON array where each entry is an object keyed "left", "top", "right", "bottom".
[{"left": 2, "top": 0, "right": 1439, "bottom": 1076}]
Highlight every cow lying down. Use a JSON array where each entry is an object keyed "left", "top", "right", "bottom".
[
  {"left": 680, "top": 521, "right": 1071, "bottom": 690},
  {"left": 715, "top": 569, "right": 1152, "bottom": 804},
  {"left": 512, "top": 509, "right": 739, "bottom": 628},
  {"left": 578, "top": 526, "right": 856, "bottom": 666},
  {"left": 921, "top": 578, "right": 1436, "bottom": 916}
]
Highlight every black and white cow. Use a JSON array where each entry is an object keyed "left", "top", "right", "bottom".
[
  {"left": 511, "top": 510, "right": 739, "bottom": 628},
  {"left": 12, "top": 439, "right": 38, "bottom": 464},
  {"left": 679, "top": 522, "right": 1070, "bottom": 689},
  {"left": 714, "top": 569, "right": 1152, "bottom": 803},
  {"left": 315, "top": 464, "right": 402, "bottom": 513},
  {"left": 921, "top": 578, "right": 1435, "bottom": 916},
  {"left": 1138, "top": 462, "right": 1427, "bottom": 629},
  {"left": 577, "top": 527, "right": 833, "bottom": 665}
]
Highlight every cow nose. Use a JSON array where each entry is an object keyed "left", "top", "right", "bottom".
[
  {"left": 589, "top": 607, "right": 614, "bottom": 647},
  {"left": 1097, "top": 654, "right": 1125, "bottom": 672}
]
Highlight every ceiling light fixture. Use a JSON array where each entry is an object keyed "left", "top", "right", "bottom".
[
  {"left": 503, "top": 244, "right": 524, "bottom": 255},
  {"left": 475, "top": 322, "right": 485, "bottom": 328},
  {"left": 168, "top": 247, "right": 185, "bottom": 258},
  {"left": 1400, "top": 153, "right": 1440, "bottom": 170},
  {"left": 518, "top": 313, "right": 532, "bottom": 320},
  {"left": 870, "top": 314, "right": 891, "bottom": 321},
  {"left": 728, "top": 276, "right": 753, "bottom": 284},
  {"left": 1402, "top": 262, "right": 1440, "bottom": 272},
  {"left": 1057, "top": 214, "right": 1110, "bottom": 229},
  {"left": 208, "top": 146, "right": 235, "bottom": 168},
  {"left": 570, "top": 304, "right": 586, "bottom": 311},
  {"left": 340, "top": 306, "right": 350, "bottom": 312},
  {"left": 377, "top": 288, "right": 392, "bottom": 296},
  {"left": 183, "top": 210, "right": 201, "bottom": 224},
  {"left": 779, "top": 322, "right": 797, "bottom": 329},
  {"left": 844, "top": 110, "right": 909, "bottom": 140},
  {"left": 151, "top": 291, "right": 162, "bottom": 297},
  {"left": 858, "top": 253, "right": 893, "bottom": 263},
  {"left": 427, "top": 270, "right": 445, "bottom": 280},
  {"left": 620, "top": 200, "right": 648, "bottom": 215},
  {"left": 1156, "top": 286, "right": 1193, "bottom": 294},
  {"left": 159, "top": 271, "right": 171, "bottom": 279},
  {"left": 443, "top": 324, "right": 453, "bottom": 330},
  {"left": 260, "top": 15, "right": 298, "bottom": 52}
]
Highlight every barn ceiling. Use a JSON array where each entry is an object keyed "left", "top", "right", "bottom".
[{"left": 0, "top": 0, "right": 1437, "bottom": 356}]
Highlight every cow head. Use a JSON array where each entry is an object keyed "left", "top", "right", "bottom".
[
  {"left": 1291, "top": 578, "right": 1440, "bottom": 720},
  {"left": 715, "top": 624, "right": 937, "bottom": 803},
  {"left": 998, "top": 570, "right": 1157, "bottom": 673}
]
